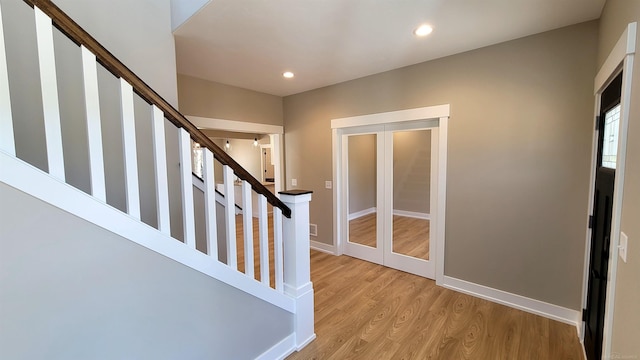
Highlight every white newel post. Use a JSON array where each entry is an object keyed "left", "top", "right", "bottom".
[{"left": 280, "top": 190, "right": 316, "bottom": 349}]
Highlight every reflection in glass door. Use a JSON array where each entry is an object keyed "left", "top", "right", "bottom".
[
  {"left": 343, "top": 123, "right": 437, "bottom": 278},
  {"left": 345, "top": 133, "right": 383, "bottom": 264},
  {"left": 347, "top": 134, "right": 377, "bottom": 247},
  {"left": 384, "top": 128, "right": 435, "bottom": 277}
]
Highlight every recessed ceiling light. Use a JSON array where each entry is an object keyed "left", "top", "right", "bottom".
[
  {"left": 414, "top": 24, "right": 433, "bottom": 37},
  {"left": 283, "top": 71, "right": 294, "bottom": 78}
]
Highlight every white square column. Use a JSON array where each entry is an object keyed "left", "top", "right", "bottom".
[{"left": 280, "top": 190, "right": 316, "bottom": 350}]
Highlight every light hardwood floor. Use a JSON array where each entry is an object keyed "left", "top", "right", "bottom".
[
  {"left": 286, "top": 251, "right": 584, "bottom": 360},
  {"left": 349, "top": 214, "right": 430, "bottom": 259},
  {"left": 234, "top": 214, "right": 276, "bottom": 288}
]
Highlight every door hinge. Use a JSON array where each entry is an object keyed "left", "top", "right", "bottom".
[
  {"left": 588, "top": 215, "right": 594, "bottom": 229},
  {"left": 582, "top": 308, "right": 587, "bottom": 321},
  {"left": 595, "top": 115, "right": 601, "bottom": 130}
]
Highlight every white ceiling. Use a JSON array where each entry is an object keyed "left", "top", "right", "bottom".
[{"left": 174, "top": 0, "right": 605, "bottom": 97}]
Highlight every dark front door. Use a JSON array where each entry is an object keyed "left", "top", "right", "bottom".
[{"left": 584, "top": 72, "right": 622, "bottom": 360}]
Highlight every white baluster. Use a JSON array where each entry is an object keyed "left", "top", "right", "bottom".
[
  {"left": 179, "top": 128, "right": 195, "bottom": 248},
  {"left": 0, "top": 3, "right": 15, "bottom": 156},
  {"left": 223, "top": 165, "right": 237, "bottom": 269},
  {"left": 273, "top": 207, "right": 284, "bottom": 292},
  {"left": 119, "top": 79, "right": 140, "bottom": 219},
  {"left": 34, "top": 6, "right": 64, "bottom": 180},
  {"left": 151, "top": 105, "right": 170, "bottom": 235},
  {"left": 203, "top": 148, "right": 217, "bottom": 259},
  {"left": 241, "top": 180, "right": 254, "bottom": 277},
  {"left": 81, "top": 46, "right": 105, "bottom": 201},
  {"left": 258, "top": 195, "right": 270, "bottom": 286}
]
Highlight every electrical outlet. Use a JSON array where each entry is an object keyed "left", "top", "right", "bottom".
[
  {"left": 291, "top": 178, "right": 297, "bottom": 186},
  {"left": 325, "top": 181, "right": 332, "bottom": 189},
  {"left": 619, "top": 232, "right": 628, "bottom": 263}
]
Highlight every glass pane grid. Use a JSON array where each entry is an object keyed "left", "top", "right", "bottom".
[{"left": 602, "top": 104, "right": 620, "bottom": 169}]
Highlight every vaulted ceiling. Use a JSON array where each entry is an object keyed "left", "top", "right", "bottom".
[{"left": 173, "top": 0, "right": 605, "bottom": 97}]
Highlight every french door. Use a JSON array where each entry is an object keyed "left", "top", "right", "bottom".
[{"left": 341, "top": 120, "right": 438, "bottom": 278}]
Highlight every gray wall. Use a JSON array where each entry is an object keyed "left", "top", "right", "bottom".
[
  {"left": 0, "top": 183, "right": 292, "bottom": 360},
  {"left": 178, "top": 74, "right": 283, "bottom": 126},
  {"left": 283, "top": 21, "right": 598, "bottom": 309},
  {"left": 346, "top": 131, "right": 431, "bottom": 216},
  {"left": 348, "top": 134, "right": 377, "bottom": 214},
  {"left": 597, "top": 0, "right": 640, "bottom": 357},
  {"left": 52, "top": 0, "right": 178, "bottom": 107},
  {"left": 393, "top": 130, "right": 431, "bottom": 214},
  {"left": 1, "top": 0, "right": 188, "bottom": 240},
  {"left": 211, "top": 138, "right": 263, "bottom": 182}
]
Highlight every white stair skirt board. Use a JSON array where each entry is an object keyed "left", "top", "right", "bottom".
[
  {"left": 348, "top": 207, "right": 376, "bottom": 221},
  {"left": 255, "top": 333, "right": 296, "bottom": 360},
  {"left": 0, "top": 151, "right": 294, "bottom": 313},
  {"left": 393, "top": 210, "right": 430, "bottom": 220},
  {"left": 442, "top": 276, "right": 582, "bottom": 337},
  {"left": 310, "top": 240, "right": 337, "bottom": 255}
]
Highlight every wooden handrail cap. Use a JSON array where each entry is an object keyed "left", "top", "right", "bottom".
[{"left": 279, "top": 190, "right": 313, "bottom": 196}]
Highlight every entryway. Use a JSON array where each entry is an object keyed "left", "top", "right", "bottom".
[
  {"left": 332, "top": 105, "right": 449, "bottom": 281},
  {"left": 580, "top": 22, "right": 636, "bottom": 360},
  {"left": 584, "top": 72, "right": 621, "bottom": 360}
]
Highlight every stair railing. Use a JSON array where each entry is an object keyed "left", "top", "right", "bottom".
[{"left": 0, "top": 1, "right": 315, "bottom": 346}]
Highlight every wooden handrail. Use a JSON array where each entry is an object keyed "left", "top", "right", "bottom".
[{"left": 24, "top": 0, "right": 291, "bottom": 217}]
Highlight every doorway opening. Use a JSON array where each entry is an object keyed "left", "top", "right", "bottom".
[
  {"left": 261, "top": 144, "right": 275, "bottom": 183},
  {"left": 584, "top": 72, "right": 621, "bottom": 360},
  {"left": 580, "top": 22, "right": 636, "bottom": 359}
]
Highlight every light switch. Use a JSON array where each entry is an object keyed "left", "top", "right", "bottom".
[
  {"left": 619, "top": 232, "right": 628, "bottom": 263},
  {"left": 325, "top": 181, "right": 332, "bottom": 189},
  {"left": 291, "top": 178, "right": 298, "bottom": 187}
]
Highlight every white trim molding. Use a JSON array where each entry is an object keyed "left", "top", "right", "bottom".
[
  {"left": 331, "top": 104, "right": 450, "bottom": 129},
  {"left": 443, "top": 276, "right": 581, "bottom": 331},
  {"left": 310, "top": 240, "right": 337, "bottom": 255},
  {"left": 188, "top": 115, "right": 284, "bottom": 134},
  {"left": 187, "top": 115, "right": 285, "bottom": 195},
  {"left": 348, "top": 207, "right": 377, "bottom": 220},
  {"left": 332, "top": 104, "right": 449, "bottom": 282},
  {"left": 393, "top": 209, "right": 430, "bottom": 220},
  {"left": 582, "top": 21, "right": 637, "bottom": 359},
  {"left": 255, "top": 334, "right": 296, "bottom": 360}
]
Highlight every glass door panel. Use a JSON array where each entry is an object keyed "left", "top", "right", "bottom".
[
  {"left": 341, "top": 122, "right": 437, "bottom": 277},
  {"left": 391, "top": 130, "right": 431, "bottom": 260},
  {"left": 347, "top": 134, "right": 378, "bottom": 249}
]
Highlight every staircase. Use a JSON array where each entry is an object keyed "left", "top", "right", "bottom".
[{"left": 0, "top": 1, "right": 314, "bottom": 358}]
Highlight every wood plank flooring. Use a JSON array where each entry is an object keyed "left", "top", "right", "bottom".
[
  {"left": 349, "top": 214, "right": 430, "bottom": 259},
  {"left": 234, "top": 213, "right": 276, "bottom": 288},
  {"left": 286, "top": 251, "right": 584, "bottom": 360}
]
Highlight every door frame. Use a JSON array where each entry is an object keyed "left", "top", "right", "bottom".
[
  {"left": 331, "top": 104, "right": 450, "bottom": 285},
  {"left": 580, "top": 22, "right": 636, "bottom": 358},
  {"left": 259, "top": 144, "right": 274, "bottom": 183},
  {"left": 187, "top": 116, "right": 285, "bottom": 194}
]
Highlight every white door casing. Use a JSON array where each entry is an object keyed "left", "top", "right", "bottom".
[
  {"left": 580, "top": 22, "right": 636, "bottom": 357},
  {"left": 332, "top": 105, "right": 449, "bottom": 284}
]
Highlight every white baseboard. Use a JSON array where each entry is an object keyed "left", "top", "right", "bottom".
[
  {"left": 310, "top": 240, "right": 336, "bottom": 255},
  {"left": 442, "top": 276, "right": 581, "bottom": 329},
  {"left": 349, "top": 208, "right": 430, "bottom": 220},
  {"left": 348, "top": 207, "right": 376, "bottom": 220},
  {"left": 256, "top": 333, "right": 295, "bottom": 360},
  {"left": 296, "top": 333, "right": 317, "bottom": 350},
  {"left": 393, "top": 209, "right": 430, "bottom": 220}
]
